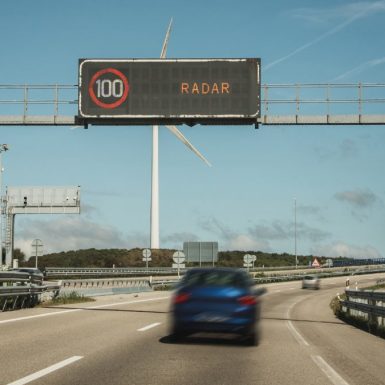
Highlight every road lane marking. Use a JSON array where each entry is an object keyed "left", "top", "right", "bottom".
[
  {"left": 0, "top": 296, "right": 170, "bottom": 325},
  {"left": 311, "top": 355, "right": 350, "bottom": 385},
  {"left": 286, "top": 298, "right": 309, "bottom": 346},
  {"left": 137, "top": 322, "right": 161, "bottom": 331},
  {"left": 7, "top": 356, "right": 83, "bottom": 385},
  {"left": 287, "top": 320, "right": 309, "bottom": 346}
]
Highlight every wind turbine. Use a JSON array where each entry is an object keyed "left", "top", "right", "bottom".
[{"left": 150, "top": 19, "right": 211, "bottom": 249}]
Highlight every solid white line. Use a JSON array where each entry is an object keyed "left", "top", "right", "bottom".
[
  {"left": 287, "top": 320, "right": 309, "bottom": 346},
  {"left": 7, "top": 356, "right": 83, "bottom": 385},
  {"left": 137, "top": 322, "right": 161, "bottom": 332},
  {"left": 286, "top": 298, "right": 309, "bottom": 346},
  {"left": 0, "top": 296, "right": 170, "bottom": 325},
  {"left": 311, "top": 355, "right": 350, "bottom": 385}
]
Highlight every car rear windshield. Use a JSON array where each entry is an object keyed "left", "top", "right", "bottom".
[
  {"left": 183, "top": 271, "right": 248, "bottom": 288},
  {"left": 304, "top": 276, "right": 316, "bottom": 280}
]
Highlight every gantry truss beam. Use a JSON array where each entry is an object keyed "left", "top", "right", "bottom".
[{"left": 0, "top": 83, "right": 384, "bottom": 126}]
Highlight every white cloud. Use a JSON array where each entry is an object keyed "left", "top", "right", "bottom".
[
  {"left": 198, "top": 217, "right": 330, "bottom": 252},
  {"left": 226, "top": 234, "right": 269, "bottom": 252},
  {"left": 310, "top": 241, "right": 382, "bottom": 258},
  {"left": 162, "top": 232, "right": 199, "bottom": 246},
  {"left": 15, "top": 217, "right": 148, "bottom": 257},
  {"left": 334, "top": 189, "right": 378, "bottom": 208},
  {"left": 249, "top": 221, "right": 330, "bottom": 242},
  {"left": 198, "top": 217, "right": 271, "bottom": 251}
]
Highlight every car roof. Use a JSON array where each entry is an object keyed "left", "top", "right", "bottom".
[{"left": 15, "top": 268, "right": 42, "bottom": 273}]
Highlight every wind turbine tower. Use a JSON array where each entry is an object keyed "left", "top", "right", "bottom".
[{"left": 150, "top": 19, "right": 211, "bottom": 249}]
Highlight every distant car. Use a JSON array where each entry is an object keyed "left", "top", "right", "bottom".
[
  {"left": 170, "top": 268, "right": 265, "bottom": 346},
  {"left": 302, "top": 275, "right": 320, "bottom": 290}
]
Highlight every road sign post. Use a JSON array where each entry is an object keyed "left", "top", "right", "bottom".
[
  {"left": 142, "top": 248, "right": 152, "bottom": 274},
  {"left": 243, "top": 254, "right": 255, "bottom": 272},
  {"left": 172, "top": 251, "right": 185, "bottom": 278}
]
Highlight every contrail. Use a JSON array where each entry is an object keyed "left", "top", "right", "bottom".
[
  {"left": 265, "top": 1, "right": 385, "bottom": 71},
  {"left": 333, "top": 56, "right": 385, "bottom": 80}
]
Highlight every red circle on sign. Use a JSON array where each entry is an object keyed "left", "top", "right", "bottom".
[{"left": 88, "top": 68, "right": 129, "bottom": 109}]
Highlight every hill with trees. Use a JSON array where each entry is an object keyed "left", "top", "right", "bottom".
[{"left": 21, "top": 248, "right": 326, "bottom": 269}]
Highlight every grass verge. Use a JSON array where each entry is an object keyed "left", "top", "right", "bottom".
[{"left": 40, "top": 291, "right": 95, "bottom": 306}]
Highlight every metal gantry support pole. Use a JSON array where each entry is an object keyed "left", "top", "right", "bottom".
[
  {"left": 0, "top": 144, "right": 9, "bottom": 265},
  {"left": 5, "top": 213, "right": 15, "bottom": 266}
]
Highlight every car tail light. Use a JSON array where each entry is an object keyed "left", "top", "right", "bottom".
[
  {"left": 173, "top": 292, "right": 191, "bottom": 304},
  {"left": 238, "top": 295, "right": 257, "bottom": 306}
]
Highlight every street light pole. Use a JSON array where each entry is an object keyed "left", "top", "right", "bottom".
[
  {"left": 0, "top": 144, "right": 9, "bottom": 265},
  {"left": 294, "top": 197, "right": 297, "bottom": 269},
  {"left": 31, "top": 239, "right": 43, "bottom": 269}
]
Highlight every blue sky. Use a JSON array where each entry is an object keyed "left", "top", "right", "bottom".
[{"left": 1, "top": 0, "right": 385, "bottom": 258}]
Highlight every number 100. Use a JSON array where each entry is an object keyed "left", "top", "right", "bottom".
[{"left": 95, "top": 79, "right": 124, "bottom": 98}]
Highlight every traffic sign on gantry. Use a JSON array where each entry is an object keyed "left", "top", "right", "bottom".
[{"left": 78, "top": 58, "right": 261, "bottom": 126}]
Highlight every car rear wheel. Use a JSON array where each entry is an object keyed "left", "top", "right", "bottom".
[
  {"left": 170, "top": 325, "right": 186, "bottom": 342},
  {"left": 244, "top": 327, "right": 259, "bottom": 346}
]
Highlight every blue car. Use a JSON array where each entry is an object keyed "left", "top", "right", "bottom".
[{"left": 170, "top": 268, "right": 265, "bottom": 346}]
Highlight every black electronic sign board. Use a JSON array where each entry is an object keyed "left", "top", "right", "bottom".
[{"left": 78, "top": 58, "right": 260, "bottom": 126}]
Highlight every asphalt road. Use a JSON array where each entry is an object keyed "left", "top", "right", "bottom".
[{"left": 1, "top": 273, "right": 385, "bottom": 385}]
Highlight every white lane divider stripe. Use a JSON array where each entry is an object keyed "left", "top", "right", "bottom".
[
  {"left": 286, "top": 297, "right": 309, "bottom": 346},
  {"left": 0, "top": 296, "right": 170, "bottom": 325},
  {"left": 311, "top": 355, "right": 350, "bottom": 385},
  {"left": 7, "top": 356, "right": 83, "bottom": 385},
  {"left": 287, "top": 320, "right": 309, "bottom": 346},
  {"left": 138, "top": 322, "right": 161, "bottom": 332}
]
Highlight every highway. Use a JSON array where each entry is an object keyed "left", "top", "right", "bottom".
[{"left": 1, "top": 273, "right": 385, "bottom": 385}]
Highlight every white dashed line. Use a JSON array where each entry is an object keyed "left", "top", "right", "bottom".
[
  {"left": 137, "top": 322, "right": 161, "bottom": 331},
  {"left": 311, "top": 355, "right": 350, "bottom": 385},
  {"left": 7, "top": 356, "right": 83, "bottom": 385}
]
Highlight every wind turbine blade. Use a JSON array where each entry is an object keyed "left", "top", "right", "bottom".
[
  {"left": 160, "top": 18, "right": 173, "bottom": 59},
  {"left": 166, "top": 125, "right": 212, "bottom": 167}
]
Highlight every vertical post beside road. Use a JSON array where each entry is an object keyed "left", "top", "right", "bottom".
[
  {"left": 142, "top": 248, "right": 152, "bottom": 274},
  {"left": 0, "top": 144, "right": 9, "bottom": 265}
]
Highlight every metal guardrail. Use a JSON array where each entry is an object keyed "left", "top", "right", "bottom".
[
  {"left": 45, "top": 267, "right": 188, "bottom": 277},
  {"left": 59, "top": 277, "right": 156, "bottom": 297},
  {"left": 1, "top": 271, "right": 43, "bottom": 284},
  {"left": 340, "top": 289, "right": 385, "bottom": 327},
  {"left": 0, "top": 271, "right": 59, "bottom": 311},
  {"left": 1, "top": 83, "right": 385, "bottom": 126},
  {"left": 44, "top": 265, "right": 385, "bottom": 279}
]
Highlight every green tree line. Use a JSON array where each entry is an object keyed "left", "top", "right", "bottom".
[{"left": 20, "top": 248, "right": 327, "bottom": 269}]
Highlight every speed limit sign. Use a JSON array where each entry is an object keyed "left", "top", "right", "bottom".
[{"left": 88, "top": 68, "right": 129, "bottom": 109}]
